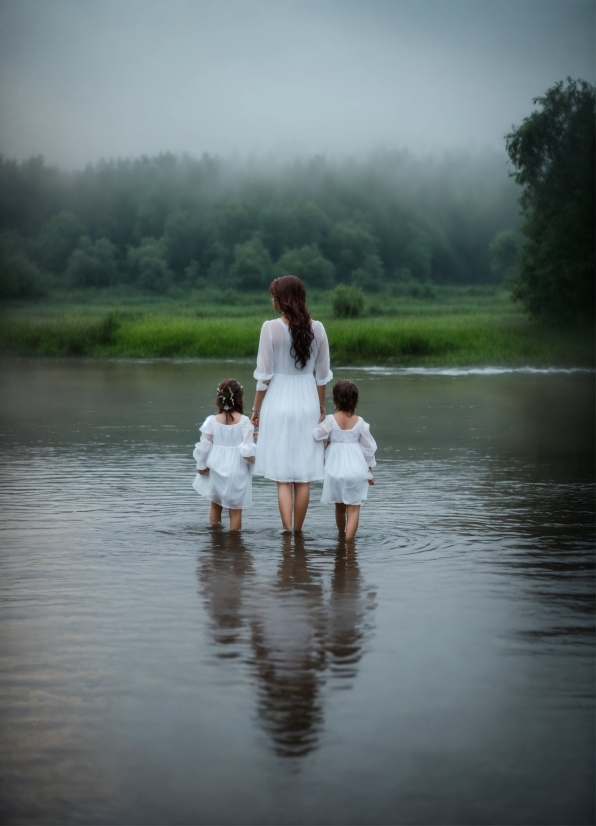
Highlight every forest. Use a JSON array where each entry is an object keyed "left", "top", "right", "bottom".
[{"left": 0, "top": 149, "right": 520, "bottom": 300}]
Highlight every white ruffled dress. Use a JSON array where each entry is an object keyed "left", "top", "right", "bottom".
[
  {"left": 314, "top": 415, "right": 377, "bottom": 505},
  {"left": 192, "top": 414, "right": 256, "bottom": 509},
  {"left": 254, "top": 318, "right": 333, "bottom": 483}
]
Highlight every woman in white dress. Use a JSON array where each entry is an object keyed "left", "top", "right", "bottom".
[{"left": 250, "top": 276, "right": 333, "bottom": 532}]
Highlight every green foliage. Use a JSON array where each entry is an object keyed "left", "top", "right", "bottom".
[
  {"left": 0, "top": 230, "right": 49, "bottom": 300},
  {"left": 326, "top": 221, "right": 377, "bottom": 282},
  {"left": 276, "top": 244, "right": 335, "bottom": 288},
  {"left": 2, "top": 306, "right": 592, "bottom": 367},
  {"left": 127, "top": 237, "right": 172, "bottom": 293},
  {"left": 0, "top": 150, "right": 522, "bottom": 301},
  {"left": 0, "top": 312, "right": 121, "bottom": 355},
  {"left": 332, "top": 285, "right": 365, "bottom": 318},
  {"left": 489, "top": 230, "right": 519, "bottom": 282},
  {"left": 36, "top": 211, "right": 84, "bottom": 275},
  {"left": 230, "top": 237, "right": 272, "bottom": 291},
  {"left": 505, "top": 78, "right": 595, "bottom": 321},
  {"left": 351, "top": 254, "right": 385, "bottom": 292},
  {"left": 400, "top": 229, "right": 432, "bottom": 281},
  {"left": 66, "top": 237, "right": 119, "bottom": 288}
]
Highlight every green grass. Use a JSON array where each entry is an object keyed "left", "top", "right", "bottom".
[{"left": 1, "top": 303, "right": 593, "bottom": 366}]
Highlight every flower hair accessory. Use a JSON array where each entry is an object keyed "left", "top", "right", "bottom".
[{"left": 217, "top": 383, "right": 243, "bottom": 410}]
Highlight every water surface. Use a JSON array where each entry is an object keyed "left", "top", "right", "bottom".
[{"left": 0, "top": 359, "right": 594, "bottom": 824}]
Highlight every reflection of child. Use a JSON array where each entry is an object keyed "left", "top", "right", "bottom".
[
  {"left": 313, "top": 380, "right": 377, "bottom": 541},
  {"left": 193, "top": 378, "right": 256, "bottom": 531}
]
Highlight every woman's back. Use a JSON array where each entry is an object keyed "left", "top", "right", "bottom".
[{"left": 256, "top": 318, "right": 330, "bottom": 380}]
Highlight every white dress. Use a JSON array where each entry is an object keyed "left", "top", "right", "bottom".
[
  {"left": 254, "top": 318, "right": 333, "bottom": 482},
  {"left": 314, "top": 415, "right": 377, "bottom": 505},
  {"left": 192, "top": 414, "right": 256, "bottom": 509}
]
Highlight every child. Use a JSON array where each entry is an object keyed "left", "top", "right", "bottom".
[
  {"left": 313, "top": 380, "right": 377, "bottom": 541},
  {"left": 193, "top": 378, "right": 256, "bottom": 530}
]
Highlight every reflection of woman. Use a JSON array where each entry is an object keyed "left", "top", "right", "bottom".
[
  {"left": 196, "top": 532, "right": 373, "bottom": 759},
  {"left": 250, "top": 276, "right": 333, "bottom": 532},
  {"left": 250, "top": 534, "right": 326, "bottom": 758}
]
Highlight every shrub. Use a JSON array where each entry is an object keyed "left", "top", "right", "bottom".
[{"left": 331, "top": 285, "right": 365, "bottom": 318}]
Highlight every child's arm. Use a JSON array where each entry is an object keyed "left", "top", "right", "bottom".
[
  {"left": 240, "top": 419, "right": 257, "bottom": 464},
  {"left": 358, "top": 421, "right": 377, "bottom": 480},
  {"left": 193, "top": 416, "right": 214, "bottom": 473},
  {"left": 313, "top": 415, "right": 334, "bottom": 443}
]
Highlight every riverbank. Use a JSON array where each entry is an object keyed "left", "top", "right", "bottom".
[{"left": 1, "top": 309, "right": 593, "bottom": 366}]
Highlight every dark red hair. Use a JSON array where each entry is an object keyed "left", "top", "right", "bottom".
[{"left": 270, "top": 275, "right": 314, "bottom": 369}]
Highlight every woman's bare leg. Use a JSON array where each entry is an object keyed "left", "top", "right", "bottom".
[
  {"left": 345, "top": 505, "right": 360, "bottom": 541},
  {"left": 277, "top": 482, "right": 293, "bottom": 532},
  {"left": 293, "top": 483, "right": 310, "bottom": 532},
  {"left": 335, "top": 503, "right": 347, "bottom": 533},
  {"left": 209, "top": 502, "right": 223, "bottom": 526},
  {"left": 228, "top": 508, "right": 242, "bottom": 531}
]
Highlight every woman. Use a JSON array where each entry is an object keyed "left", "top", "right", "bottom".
[{"left": 251, "top": 275, "right": 333, "bottom": 532}]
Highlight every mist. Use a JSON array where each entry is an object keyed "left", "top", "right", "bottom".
[{"left": 0, "top": 0, "right": 593, "bottom": 169}]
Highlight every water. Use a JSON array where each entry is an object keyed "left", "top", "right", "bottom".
[{"left": 0, "top": 359, "right": 594, "bottom": 825}]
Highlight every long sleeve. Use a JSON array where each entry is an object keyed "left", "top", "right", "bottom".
[
  {"left": 313, "top": 414, "right": 335, "bottom": 441},
  {"left": 358, "top": 420, "right": 377, "bottom": 468},
  {"left": 193, "top": 416, "right": 214, "bottom": 470},
  {"left": 239, "top": 418, "right": 257, "bottom": 458},
  {"left": 313, "top": 322, "right": 333, "bottom": 385},
  {"left": 254, "top": 321, "right": 274, "bottom": 390}
]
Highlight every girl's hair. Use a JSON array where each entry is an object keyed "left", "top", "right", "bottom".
[
  {"left": 215, "top": 378, "right": 244, "bottom": 424},
  {"left": 332, "top": 380, "right": 359, "bottom": 414},
  {"left": 270, "top": 275, "right": 314, "bottom": 369}
]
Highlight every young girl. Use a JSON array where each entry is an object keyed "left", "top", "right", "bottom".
[
  {"left": 193, "top": 378, "right": 256, "bottom": 531},
  {"left": 313, "top": 380, "right": 377, "bottom": 541}
]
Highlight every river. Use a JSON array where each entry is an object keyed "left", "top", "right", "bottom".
[{"left": 0, "top": 359, "right": 594, "bottom": 824}]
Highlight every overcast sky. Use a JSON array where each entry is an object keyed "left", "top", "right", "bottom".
[{"left": 0, "top": 0, "right": 593, "bottom": 169}]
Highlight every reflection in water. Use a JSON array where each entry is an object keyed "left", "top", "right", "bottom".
[
  {"left": 197, "top": 531, "right": 374, "bottom": 758},
  {"left": 198, "top": 529, "right": 255, "bottom": 658}
]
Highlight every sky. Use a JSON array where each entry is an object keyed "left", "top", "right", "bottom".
[{"left": 0, "top": 0, "right": 593, "bottom": 169}]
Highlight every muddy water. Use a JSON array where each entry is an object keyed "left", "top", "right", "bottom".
[{"left": 0, "top": 360, "right": 594, "bottom": 824}]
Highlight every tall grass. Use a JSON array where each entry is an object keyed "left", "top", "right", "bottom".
[{"left": 1, "top": 310, "right": 593, "bottom": 366}]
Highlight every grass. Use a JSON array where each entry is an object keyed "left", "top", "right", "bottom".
[{"left": 0, "top": 287, "right": 593, "bottom": 366}]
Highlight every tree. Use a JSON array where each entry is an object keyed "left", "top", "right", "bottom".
[
  {"left": 66, "top": 237, "right": 119, "bottom": 288},
  {"left": 275, "top": 244, "right": 335, "bottom": 288},
  {"left": 489, "top": 230, "right": 519, "bottom": 283},
  {"left": 127, "top": 237, "right": 172, "bottom": 293},
  {"left": 325, "top": 221, "right": 377, "bottom": 282},
  {"left": 229, "top": 237, "right": 272, "bottom": 291},
  {"left": 400, "top": 228, "right": 432, "bottom": 281},
  {"left": 351, "top": 254, "right": 384, "bottom": 292},
  {"left": 505, "top": 78, "right": 595, "bottom": 321},
  {"left": 36, "top": 211, "right": 84, "bottom": 275},
  {"left": 0, "top": 230, "right": 48, "bottom": 300}
]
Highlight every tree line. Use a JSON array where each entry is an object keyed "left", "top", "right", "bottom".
[{"left": 0, "top": 149, "right": 520, "bottom": 300}]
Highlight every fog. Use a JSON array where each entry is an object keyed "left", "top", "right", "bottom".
[{"left": 0, "top": 0, "right": 593, "bottom": 169}]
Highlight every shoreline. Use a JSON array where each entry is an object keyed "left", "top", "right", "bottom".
[{"left": 1, "top": 314, "right": 593, "bottom": 368}]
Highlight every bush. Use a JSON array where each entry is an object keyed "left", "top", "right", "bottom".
[{"left": 331, "top": 285, "right": 365, "bottom": 318}]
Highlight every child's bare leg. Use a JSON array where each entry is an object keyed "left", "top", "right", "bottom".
[
  {"left": 277, "top": 482, "right": 293, "bottom": 532},
  {"left": 293, "top": 483, "right": 310, "bottom": 532},
  {"left": 335, "top": 503, "right": 347, "bottom": 533},
  {"left": 209, "top": 502, "right": 223, "bottom": 526},
  {"left": 345, "top": 505, "right": 360, "bottom": 541},
  {"left": 228, "top": 508, "right": 242, "bottom": 531}
]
